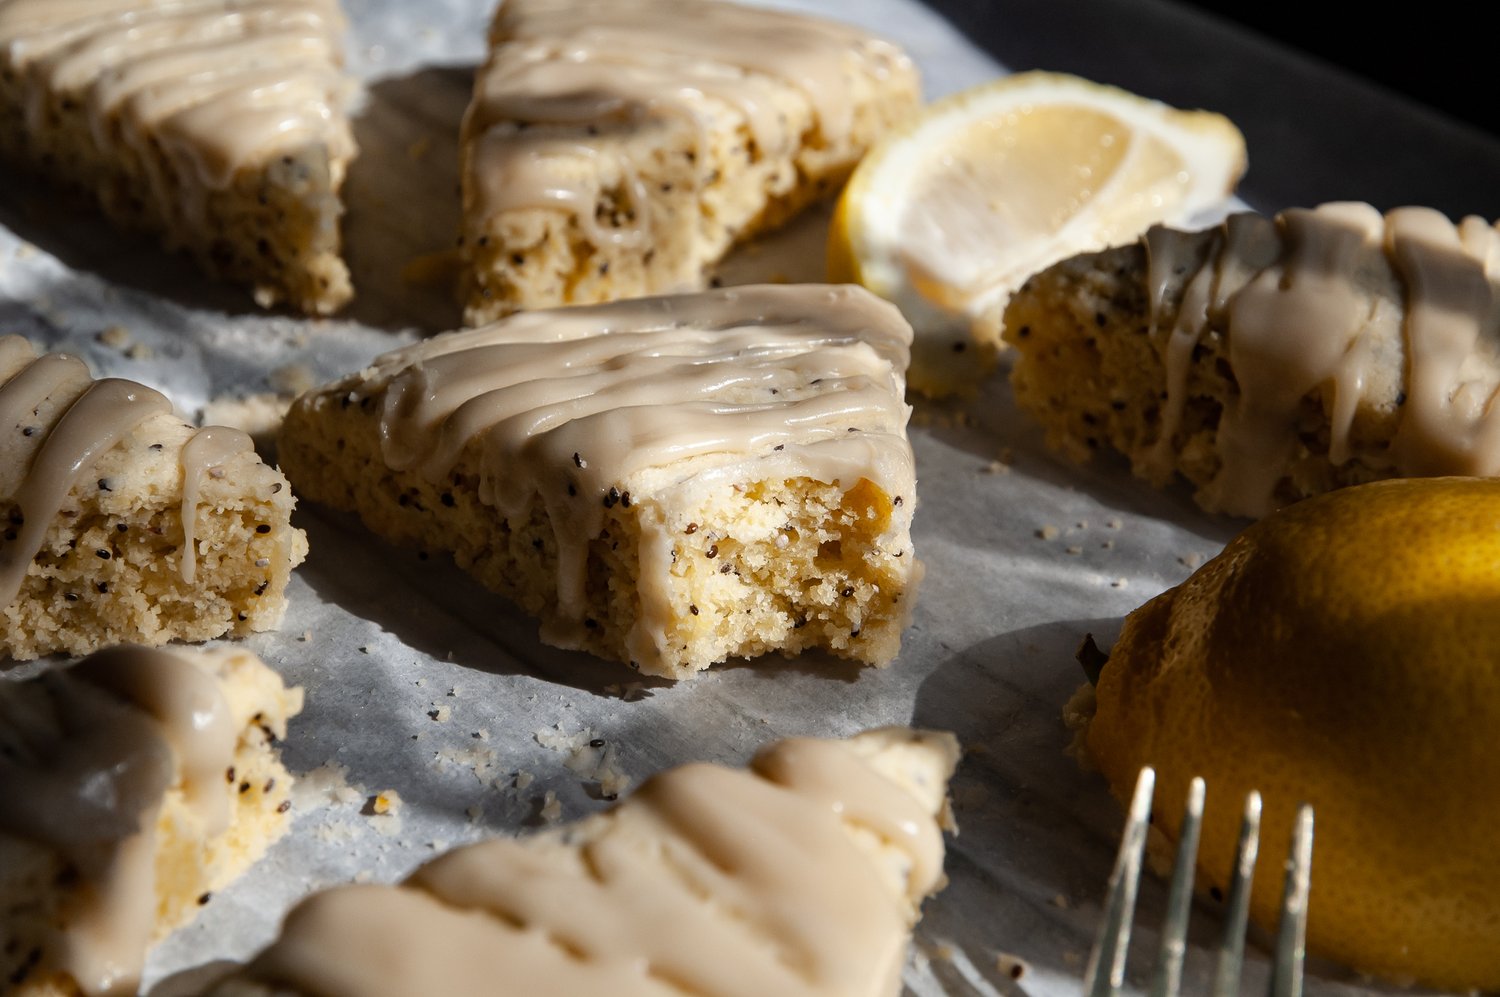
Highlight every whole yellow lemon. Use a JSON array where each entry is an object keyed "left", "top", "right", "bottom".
[{"left": 1087, "top": 477, "right": 1500, "bottom": 990}]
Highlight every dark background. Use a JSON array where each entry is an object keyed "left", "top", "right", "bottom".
[{"left": 920, "top": 0, "right": 1499, "bottom": 220}]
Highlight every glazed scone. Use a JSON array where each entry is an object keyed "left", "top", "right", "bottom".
[
  {"left": 1003, "top": 202, "right": 1500, "bottom": 518},
  {"left": 0, "top": 0, "right": 355, "bottom": 314},
  {"left": 212, "top": 727, "right": 960, "bottom": 997},
  {"left": 0, "top": 336, "right": 308, "bottom": 660},
  {"left": 0, "top": 644, "right": 304, "bottom": 997},
  {"left": 460, "top": 0, "right": 920, "bottom": 324},
  {"left": 278, "top": 284, "right": 919, "bottom": 679}
]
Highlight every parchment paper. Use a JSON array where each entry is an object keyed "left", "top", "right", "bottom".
[{"left": 0, "top": 2, "right": 1457, "bottom": 994}]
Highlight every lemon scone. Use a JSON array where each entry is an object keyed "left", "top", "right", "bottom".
[
  {"left": 1086, "top": 478, "right": 1500, "bottom": 990},
  {"left": 0, "top": 0, "right": 355, "bottom": 314},
  {"left": 278, "top": 284, "right": 919, "bottom": 679},
  {"left": 1004, "top": 202, "right": 1500, "bottom": 517},
  {"left": 1, "top": 644, "right": 304, "bottom": 997},
  {"left": 0, "top": 336, "right": 308, "bottom": 660},
  {"left": 459, "top": 0, "right": 920, "bottom": 324},
  {"left": 212, "top": 726, "right": 959, "bottom": 997}
]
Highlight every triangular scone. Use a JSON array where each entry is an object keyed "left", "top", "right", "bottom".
[
  {"left": 0, "top": 0, "right": 355, "bottom": 314},
  {"left": 215, "top": 727, "right": 959, "bottom": 997},
  {"left": 1, "top": 644, "right": 304, "bottom": 997},
  {"left": 278, "top": 284, "right": 919, "bottom": 679},
  {"left": 459, "top": 0, "right": 920, "bottom": 324},
  {"left": 1003, "top": 202, "right": 1500, "bottom": 518},
  {"left": 0, "top": 336, "right": 308, "bottom": 659}
]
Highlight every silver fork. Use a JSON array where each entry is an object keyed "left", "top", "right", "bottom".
[{"left": 1082, "top": 767, "right": 1315, "bottom": 997}]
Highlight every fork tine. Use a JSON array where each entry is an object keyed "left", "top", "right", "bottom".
[
  {"left": 1210, "top": 789, "right": 1263, "bottom": 997},
  {"left": 1148, "top": 776, "right": 1204, "bottom": 997},
  {"left": 1084, "top": 766, "right": 1156, "bottom": 997},
  {"left": 1269, "top": 804, "right": 1315, "bottom": 997}
]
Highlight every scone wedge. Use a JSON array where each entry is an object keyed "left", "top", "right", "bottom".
[
  {"left": 1004, "top": 202, "right": 1500, "bottom": 517},
  {"left": 460, "top": 0, "right": 920, "bottom": 323},
  {"left": 0, "top": 0, "right": 356, "bottom": 314},
  {"left": 0, "top": 644, "right": 304, "bottom": 997},
  {"left": 213, "top": 727, "right": 960, "bottom": 997},
  {"left": 278, "top": 284, "right": 920, "bottom": 679},
  {"left": 0, "top": 336, "right": 308, "bottom": 660}
]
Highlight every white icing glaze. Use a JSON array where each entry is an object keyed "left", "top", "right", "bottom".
[
  {"left": 1143, "top": 203, "right": 1500, "bottom": 516},
  {"left": 355, "top": 284, "right": 914, "bottom": 670},
  {"left": 0, "top": 0, "right": 353, "bottom": 189},
  {"left": 179, "top": 425, "right": 254, "bottom": 585},
  {"left": 241, "top": 734, "right": 949, "bottom": 997},
  {"left": 0, "top": 647, "right": 237, "bottom": 996}
]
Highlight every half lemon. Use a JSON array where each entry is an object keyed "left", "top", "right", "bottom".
[{"left": 829, "top": 71, "right": 1247, "bottom": 395}]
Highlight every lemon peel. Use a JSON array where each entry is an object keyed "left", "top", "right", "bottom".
[
  {"left": 1087, "top": 477, "right": 1500, "bottom": 990},
  {"left": 829, "top": 71, "right": 1246, "bottom": 395}
]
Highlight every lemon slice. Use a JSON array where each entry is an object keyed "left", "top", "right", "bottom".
[{"left": 829, "top": 71, "right": 1247, "bottom": 395}]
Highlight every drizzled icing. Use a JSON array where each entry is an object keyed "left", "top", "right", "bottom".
[
  {"left": 1143, "top": 202, "right": 1500, "bottom": 517},
  {"left": 0, "top": 0, "right": 353, "bottom": 190},
  {"left": 240, "top": 732, "right": 953, "bottom": 997},
  {"left": 179, "top": 426, "right": 254, "bottom": 584},
  {"left": 0, "top": 647, "right": 237, "bottom": 996},
  {"left": 0, "top": 336, "right": 253, "bottom": 606},
  {"left": 463, "top": 0, "right": 909, "bottom": 243},
  {"left": 354, "top": 284, "right": 914, "bottom": 668}
]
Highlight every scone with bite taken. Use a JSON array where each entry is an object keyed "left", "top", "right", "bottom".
[
  {"left": 1004, "top": 202, "right": 1500, "bottom": 517},
  {"left": 212, "top": 726, "right": 959, "bottom": 997},
  {"left": 0, "top": 0, "right": 356, "bottom": 314},
  {"left": 460, "top": 0, "right": 920, "bottom": 323},
  {"left": 0, "top": 336, "right": 308, "bottom": 660},
  {"left": 1, "top": 644, "right": 304, "bottom": 997},
  {"left": 278, "top": 284, "right": 920, "bottom": 679}
]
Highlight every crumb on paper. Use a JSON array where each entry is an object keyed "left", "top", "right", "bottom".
[
  {"left": 364, "top": 790, "right": 405, "bottom": 837},
  {"left": 14, "top": 241, "right": 36, "bottom": 260},
  {"left": 429, "top": 705, "right": 451, "bottom": 722},
  {"left": 514, "top": 770, "right": 535, "bottom": 791},
  {"left": 433, "top": 743, "right": 501, "bottom": 782},
  {"left": 269, "top": 362, "right": 316, "bottom": 396},
  {"left": 539, "top": 790, "right": 562, "bottom": 823},
  {"left": 291, "top": 761, "right": 364, "bottom": 810},
  {"left": 299, "top": 630, "right": 311, "bottom": 642},
  {"left": 536, "top": 724, "right": 633, "bottom": 798},
  {"left": 1064, "top": 545, "right": 1083, "bottom": 556},
  {"left": 981, "top": 459, "right": 1009, "bottom": 475},
  {"left": 1179, "top": 551, "right": 1206, "bottom": 570},
  {"left": 1036, "top": 524, "right": 1059, "bottom": 540},
  {"left": 994, "top": 952, "right": 1028, "bottom": 980},
  {"left": 1110, "top": 577, "right": 1129, "bottom": 589},
  {"left": 1105, "top": 517, "right": 1123, "bottom": 529},
  {"left": 124, "top": 342, "right": 153, "bottom": 361},
  {"left": 1101, "top": 539, "right": 1115, "bottom": 550},
  {"left": 97, "top": 324, "right": 131, "bottom": 349},
  {"left": 369, "top": 789, "right": 402, "bottom": 817},
  {"left": 465, "top": 805, "right": 483, "bottom": 823}
]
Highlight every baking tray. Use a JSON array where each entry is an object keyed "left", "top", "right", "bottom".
[{"left": 1, "top": 1, "right": 1485, "bottom": 993}]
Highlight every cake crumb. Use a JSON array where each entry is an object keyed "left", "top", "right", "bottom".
[
  {"left": 514, "top": 770, "right": 535, "bottom": 790},
  {"left": 369, "top": 789, "right": 402, "bottom": 816},
  {"left": 97, "top": 325, "right": 132, "bottom": 349},
  {"left": 1110, "top": 577, "right": 1129, "bottom": 589},
  {"left": 1064, "top": 545, "right": 1083, "bottom": 556},
  {"left": 429, "top": 706, "right": 451, "bottom": 722},
  {"left": 539, "top": 790, "right": 562, "bottom": 823},
  {"left": 1036, "top": 525, "right": 1060, "bottom": 541},
  {"left": 1178, "top": 551, "right": 1206, "bottom": 570},
  {"left": 1105, "top": 517, "right": 1123, "bottom": 529},
  {"left": 995, "top": 953, "right": 1028, "bottom": 981}
]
